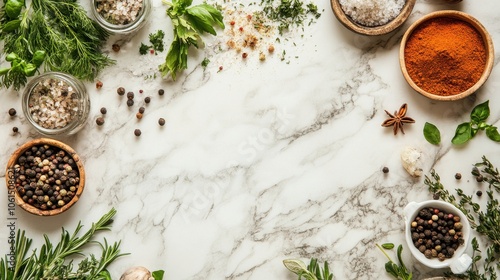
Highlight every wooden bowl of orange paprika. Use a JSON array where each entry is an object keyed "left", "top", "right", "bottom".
[{"left": 399, "top": 10, "right": 494, "bottom": 101}]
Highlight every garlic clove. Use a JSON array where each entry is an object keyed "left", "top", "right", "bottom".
[{"left": 120, "top": 266, "right": 154, "bottom": 280}]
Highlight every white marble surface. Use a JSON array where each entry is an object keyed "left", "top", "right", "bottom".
[{"left": 1, "top": 0, "right": 500, "bottom": 279}]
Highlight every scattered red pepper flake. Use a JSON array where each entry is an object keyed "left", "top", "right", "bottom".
[
  {"left": 242, "top": 53, "right": 248, "bottom": 59},
  {"left": 96, "top": 81, "right": 103, "bottom": 89}
]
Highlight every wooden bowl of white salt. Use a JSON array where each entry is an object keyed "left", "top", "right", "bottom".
[{"left": 330, "top": 0, "right": 416, "bottom": 36}]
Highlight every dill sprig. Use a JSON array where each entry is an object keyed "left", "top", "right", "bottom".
[
  {"left": 424, "top": 156, "right": 500, "bottom": 279},
  {"left": 0, "top": 0, "right": 113, "bottom": 90},
  {"left": 0, "top": 208, "right": 127, "bottom": 280}
]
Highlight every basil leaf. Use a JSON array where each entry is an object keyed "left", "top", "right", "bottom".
[
  {"left": 31, "top": 50, "right": 46, "bottom": 67},
  {"left": 186, "top": 6, "right": 217, "bottom": 35},
  {"left": 5, "top": 0, "right": 24, "bottom": 19},
  {"left": 23, "top": 63, "right": 37, "bottom": 76},
  {"left": 152, "top": 270, "right": 165, "bottom": 280},
  {"left": 423, "top": 122, "right": 441, "bottom": 145},
  {"left": 2, "top": 19, "right": 21, "bottom": 32},
  {"left": 0, "top": 68, "right": 10, "bottom": 75},
  {"left": 471, "top": 100, "right": 490, "bottom": 124},
  {"left": 486, "top": 126, "right": 500, "bottom": 142},
  {"left": 452, "top": 122, "right": 472, "bottom": 145},
  {"left": 6, "top": 52, "right": 18, "bottom": 62},
  {"left": 197, "top": 3, "right": 224, "bottom": 28},
  {"left": 384, "top": 262, "right": 399, "bottom": 277}
]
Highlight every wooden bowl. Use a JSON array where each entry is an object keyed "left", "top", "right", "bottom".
[
  {"left": 330, "top": 0, "right": 416, "bottom": 35},
  {"left": 400, "top": 11, "right": 494, "bottom": 101},
  {"left": 5, "top": 138, "right": 85, "bottom": 216}
]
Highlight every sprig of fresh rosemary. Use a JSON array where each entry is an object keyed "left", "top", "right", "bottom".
[
  {"left": 283, "top": 258, "right": 333, "bottom": 280},
  {"left": 160, "top": 0, "right": 224, "bottom": 80},
  {"left": 0, "top": 0, "right": 113, "bottom": 90},
  {"left": 0, "top": 208, "right": 127, "bottom": 280},
  {"left": 425, "top": 156, "right": 500, "bottom": 279},
  {"left": 376, "top": 243, "right": 412, "bottom": 280}
]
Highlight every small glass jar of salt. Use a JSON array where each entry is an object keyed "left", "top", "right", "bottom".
[
  {"left": 91, "top": 0, "right": 151, "bottom": 35},
  {"left": 22, "top": 72, "right": 90, "bottom": 136}
]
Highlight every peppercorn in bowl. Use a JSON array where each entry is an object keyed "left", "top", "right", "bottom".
[
  {"left": 330, "top": 0, "right": 416, "bottom": 35},
  {"left": 404, "top": 200, "right": 472, "bottom": 274},
  {"left": 5, "top": 138, "right": 85, "bottom": 216},
  {"left": 399, "top": 10, "right": 494, "bottom": 101}
]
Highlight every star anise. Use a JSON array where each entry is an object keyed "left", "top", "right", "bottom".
[{"left": 381, "top": 103, "right": 415, "bottom": 135}]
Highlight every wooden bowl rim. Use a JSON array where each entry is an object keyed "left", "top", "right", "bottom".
[
  {"left": 399, "top": 10, "right": 495, "bottom": 101},
  {"left": 330, "top": 0, "right": 416, "bottom": 36},
  {"left": 5, "top": 138, "right": 85, "bottom": 216}
]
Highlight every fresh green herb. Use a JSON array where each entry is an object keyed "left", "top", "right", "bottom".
[
  {"left": 261, "top": 0, "right": 321, "bottom": 35},
  {"left": 0, "top": 0, "right": 113, "bottom": 90},
  {"left": 0, "top": 50, "right": 45, "bottom": 89},
  {"left": 201, "top": 57, "right": 210, "bottom": 68},
  {"left": 159, "top": 0, "right": 224, "bottom": 80},
  {"left": 0, "top": 208, "right": 127, "bottom": 280},
  {"left": 425, "top": 157, "right": 500, "bottom": 279},
  {"left": 423, "top": 122, "right": 441, "bottom": 145},
  {"left": 283, "top": 258, "right": 333, "bottom": 280},
  {"left": 152, "top": 270, "right": 165, "bottom": 280},
  {"left": 376, "top": 243, "right": 412, "bottom": 280},
  {"left": 381, "top": 243, "right": 395, "bottom": 250},
  {"left": 139, "top": 30, "right": 166, "bottom": 55},
  {"left": 452, "top": 101, "right": 500, "bottom": 144},
  {"left": 140, "top": 43, "right": 151, "bottom": 55}
]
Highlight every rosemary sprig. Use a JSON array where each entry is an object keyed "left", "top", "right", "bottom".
[
  {"left": 0, "top": 208, "right": 127, "bottom": 280},
  {"left": 424, "top": 156, "right": 500, "bottom": 279},
  {"left": 283, "top": 258, "right": 334, "bottom": 280}
]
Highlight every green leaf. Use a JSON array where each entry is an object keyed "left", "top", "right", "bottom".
[
  {"left": 152, "top": 270, "right": 165, "bottom": 280},
  {"left": 486, "top": 126, "right": 500, "bottom": 142},
  {"left": 197, "top": 3, "right": 225, "bottom": 28},
  {"left": 186, "top": 5, "right": 217, "bottom": 35},
  {"left": 5, "top": 0, "right": 24, "bottom": 19},
  {"left": 452, "top": 122, "right": 472, "bottom": 145},
  {"left": 31, "top": 50, "right": 46, "bottom": 67},
  {"left": 423, "top": 122, "right": 441, "bottom": 145},
  {"left": 471, "top": 100, "right": 490, "bottom": 124},
  {"left": 23, "top": 63, "right": 37, "bottom": 76},
  {"left": 2, "top": 19, "right": 21, "bottom": 32},
  {"left": 381, "top": 243, "right": 394, "bottom": 250},
  {"left": 283, "top": 259, "right": 308, "bottom": 275},
  {"left": 139, "top": 43, "right": 150, "bottom": 55}
]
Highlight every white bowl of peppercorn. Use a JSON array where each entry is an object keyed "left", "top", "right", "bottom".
[
  {"left": 5, "top": 138, "right": 85, "bottom": 216},
  {"left": 404, "top": 200, "right": 472, "bottom": 274}
]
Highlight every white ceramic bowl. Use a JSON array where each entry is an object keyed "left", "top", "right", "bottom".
[{"left": 404, "top": 200, "right": 472, "bottom": 274}]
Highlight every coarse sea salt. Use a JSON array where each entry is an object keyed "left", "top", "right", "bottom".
[{"left": 339, "top": 0, "right": 405, "bottom": 27}]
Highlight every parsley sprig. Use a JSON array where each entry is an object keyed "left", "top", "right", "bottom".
[
  {"left": 0, "top": 0, "right": 113, "bottom": 90},
  {"left": 160, "top": 0, "right": 224, "bottom": 80},
  {"left": 0, "top": 208, "right": 127, "bottom": 280}
]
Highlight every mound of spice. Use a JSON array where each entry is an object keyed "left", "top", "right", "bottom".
[
  {"left": 13, "top": 144, "right": 81, "bottom": 211},
  {"left": 339, "top": 0, "right": 405, "bottom": 26},
  {"left": 27, "top": 78, "right": 80, "bottom": 130},
  {"left": 95, "top": 0, "right": 143, "bottom": 25},
  {"left": 404, "top": 17, "right": 487, "bottom": 96},
  {"left": 410, "top": 207, "right": 465, "bottom": 261}
]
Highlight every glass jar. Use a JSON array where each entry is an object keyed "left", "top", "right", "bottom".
[
  {"left": 22, "top": 72, "right": 90, "bottom": 136},
  {"left": 91, "top": 0, "right": 151, "bottom": 35}
]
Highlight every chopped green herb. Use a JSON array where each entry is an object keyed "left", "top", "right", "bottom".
[
  {"left": 149, "top": 30, "right": 165, "bottom": 52},
  {"left": 201, "top": 57, "right": 210, "bottom": 68},
  {"left": 139, "top": 43, "right": 150, "bottom": 55}
]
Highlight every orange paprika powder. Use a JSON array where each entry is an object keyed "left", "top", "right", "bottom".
[{"left": 404, "top": 17, "right": 487, "bottom": 96}]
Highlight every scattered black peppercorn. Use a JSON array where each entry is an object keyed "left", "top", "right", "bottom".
[
  {"left": 476, "top": 190, "right": 483, "bottom": 197},
  {"left": 476, "top": 175, "right": 484, "bottom": 182},
  {"left": 158, "top": 89, "right": 164, "bottom": 96},
  {"left": 100, "top": 107, "right": 107, "bottom": 114},
  {"left": 96, "top": 117, "right": 105, "bottom": 126},
  {"left": 382, "top": 167, "right": 389, "bottom": 173},
  {"left": 139, "top": 107, "right": 145, "bottom": 114},
  {"left": 455, "top": 173, "right": 462, "bottom": 180},
  {"left": 8, "top": 108, "right": 16, "bottom": 116},
  {"left": 134, "top": 129, "right": 141, "bottom": 136},
  {"left": 136, "top": 112, "right": 143, "bottom": 119},
  {"left": 127, "top": 91, "right": 134, "bottom": 100},
  {"left": 117, "top": 87, "right": 125, "bottom": 95},
  {"left": 12, "top": 127, "right": 19, "bottom": 133},
  {"left": 127, "top": 99, "right": 134, "bottom": 107},
  {"left": 112, "top": 44, "right": 121, "bottom": 52},
  {"left": 144, "top": 96, "right": 151, "bottom": 104},
  {"left": 158, "top": 118, "right": 165, "bottom": 126}
]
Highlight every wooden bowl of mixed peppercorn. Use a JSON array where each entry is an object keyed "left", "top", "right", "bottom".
[
  {"left": 330, "top": 0, "right": 416, "bottom": 35},
  {"left": 5, "top": 138, "right": 85, "bottom": 216}
]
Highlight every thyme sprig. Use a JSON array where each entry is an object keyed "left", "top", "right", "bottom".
[
  {"left": 0, "top": 208, "right": 127, "bottom": 280},
  {"left": 424, "top": 156, "right": 500, "bottom": 279}
]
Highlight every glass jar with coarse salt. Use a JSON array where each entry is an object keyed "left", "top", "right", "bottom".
[
  {"left": 22, "top": 72, "right": 90, "bottom": 136},
  {"left": 91, "top": 0, "right": 151, "bottom": 35}
]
